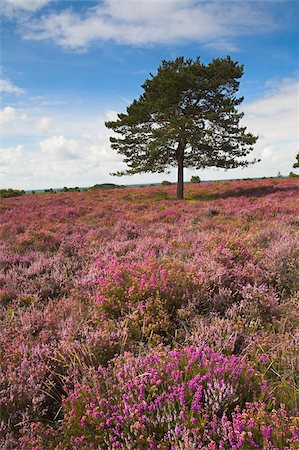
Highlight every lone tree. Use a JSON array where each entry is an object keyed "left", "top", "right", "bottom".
[{"left": 106, "top": 56, "right": 258, "bottom": 199}]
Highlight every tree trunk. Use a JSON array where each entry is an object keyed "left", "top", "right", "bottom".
[{"left": 176, "top": 145, "right": 184, "bottom": 200}]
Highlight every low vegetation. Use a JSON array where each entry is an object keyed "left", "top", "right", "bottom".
[
  {"left": 0, "top": 188, "right": 25, "bottom": 198},
  {"left": 0, "top": 178, "right": 298, "bottom": 449},
  {"left": 190, "top": 175, "right": 201, "bottom": 183},
  {"left": 90, "top": 183, "right": 125, "bottom": 190}
]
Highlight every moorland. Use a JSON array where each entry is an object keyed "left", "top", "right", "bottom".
[{"left": 1, "top": 178, "right": 298, "bottom": 449}]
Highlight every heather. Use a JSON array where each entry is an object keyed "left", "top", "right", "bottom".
[{"left": 0, "top": 178, "right": 298, "bottom": 449}]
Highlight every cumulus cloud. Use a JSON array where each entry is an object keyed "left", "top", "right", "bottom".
[
  {"left": 0, "top": 144, "right": 24, "bottom": 167},
  {"left": 1, "top": 78, "right": 298, "bottom": 189},
  {"left": 39, "top": 135, "right": 81, "bottom": 160},
  {"left": 22, "top": 0, "right": 274, "bottom": 50},
  {"left": 0, "top": 106, "right": 17, "bottom": 125},
  {"left": 0, "top": 109, "right": 123, "bottom": 189},
  {"left": 242, "top": 79, "right": 298, "bottom": 145},
  {"left": 0, "top": 78, "right": 25, "bottom": 95},
  {"left": 240, "top": 78, "right": 298, "bottom": 175},
  {"left": 0, "top": 106, "right": 55, "bottom": 136}
]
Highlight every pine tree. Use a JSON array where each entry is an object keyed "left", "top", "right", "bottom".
[{"left": 106, "top": 56, "right": 258, "bottom": 199}]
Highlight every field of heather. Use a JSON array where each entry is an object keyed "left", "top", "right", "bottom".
[{"left": 1, "top": 178, "right": 299, "bottom": 449}]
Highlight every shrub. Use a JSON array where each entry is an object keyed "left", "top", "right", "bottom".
[
  {"left": 19, "top": 345, "right": 271, "bottom": 449},
  {"left": 0, "top": 188, "right": 25, "bottom": 198},
  {"left": 154, "top": 190, "right": 168, "bottom": 200},
  {"left": 90, "top": 183, "right": 125, "bottom": 190},
  {"left": 0, "top": 178, "right": 298, "bottom": 447},
  {"left": 95, "top": 255, "right": 202, "bottom": 343}
]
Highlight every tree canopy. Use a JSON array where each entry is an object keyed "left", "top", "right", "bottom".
[
  {"left": 293, "top": 152, "right": 299, "bottom": 169},
  {"left": 106, "top": 56, "right": 258, "bottom": 199}
]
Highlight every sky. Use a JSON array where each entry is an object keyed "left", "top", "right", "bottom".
[{"left": 0, "top": 0, "right": 298, "bottom": 190}]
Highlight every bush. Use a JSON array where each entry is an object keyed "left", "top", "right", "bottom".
[
  {"left": 95, "top": 255, "right": 201, "bottom": 343},
  {"left": 153, "top": 190, "right": 169, "bottom": 200},
  {"left": 18, "top": 346, "right": 299, "bottom": 450},
  {"left": 62, "top": 186, "right": 81, "bottom": 192},
  {"left": 0, "top": 188, "right": 25, "bottom": 198},
  {"left": 190, "top": 175, "right": 201, "bottom": 183},
  {"left": 161, "top": 180, "right": 172, "bottom": 185},
  {"left": 90, "top": 183, "right": 125, "bottom": 190}
]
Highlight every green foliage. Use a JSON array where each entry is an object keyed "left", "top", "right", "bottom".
[
  {"left": 289, "top": 171, "right": 299, "bottom": 178},
  {"left": 154, "top": 190, "right": 168, "bottom": 200},
  {"left": 106, "top": 56, "right": 258, "bottom": 198},
  {"left": 190, "top": 175, "right": 201, "bottom": 183},
  {"left": 161, "top": 180, "right": 172, "bottom": 185},
  {"left": 62, "top": 186, "right": 81, "bottom": 192},
  {"left": 293, "top": 152, "right": 299, "bottom": 168},
  {"left": 0, "top": 188, "right": 25, "bottom": 198},
  {"left": 89, "top": 183, "right": 125, "bottom": 190}
]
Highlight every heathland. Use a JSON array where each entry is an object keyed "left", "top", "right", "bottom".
[{"left": 0, "top": 178, "right": 298, "bottom": 449}]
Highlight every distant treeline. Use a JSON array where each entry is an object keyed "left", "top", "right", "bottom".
[
  {"left": 0, "top": 188, "right": 26, "bottom": 198},
  {"left": 42, "top": 183, "right": 125, "bottom": 194},
  {"left": 90, "top": 183, "right": 125, "bottom": 190},
  {"left": 45, "top": 187, "right": 82, "bottom": 193},
  {"left": 1, "top": 184, "right": 126, "bottom": 197},
  {"left": 3, "top": 174, "right": 298, "bottom": 199}
]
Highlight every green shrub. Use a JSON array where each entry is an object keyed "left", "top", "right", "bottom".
[{"left": 0, "top": 188, "right": 25, "bottom": 198}]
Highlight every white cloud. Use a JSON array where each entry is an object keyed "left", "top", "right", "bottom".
[
  {"left": 20, "top": 113, "right": 29, "bottom": 121},
  {"left": 0, "top": 78, "right": 25, "bottom": 95},
  {"left": 1, "top": 0, "right": 49, "bottom": 16},
  {"left": 1, "top": 77, "right": 298, "bottom": 190},
  {"left": 0, "top": 106, "right": 17, "bottom": 125},
  {"left": 104, "top": 110, "right": 118, "bottom": 122},
  {"left": 8, "top": 0, "right": 48, "bottom": 10},
  {"left": 242, "top": 79, "right": 298, "bottom": 144},
  {"left": 39, "top": 135, "right": 80, "bottom": 160},
  {"left": 22, "top": 0, "right": 274, "bottom": 50},
  {"left": 240, "top": 79, "right": 299, "bottom": 176},
  {"left": 261, "top": 146, "right": 274, "bottom": 160},
  {"left": 0, "top": 110, "right": 124, "bottom": 189},
  {"left": 0, "top": 105, "right": 55, "bottom": 136},
  {"left": 0, "top": 144, "right": 24, "bottom": 167},
  {"left": 36, "top": 115, "right": 53, "bottom": 132}
]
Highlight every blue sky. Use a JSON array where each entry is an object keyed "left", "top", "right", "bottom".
[{"left": 0, "top": 0, "right": 298, "bottom": 189}]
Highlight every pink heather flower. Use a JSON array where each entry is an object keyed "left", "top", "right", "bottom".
[
  {"left": 1, "top": 179, "right": 298, "bottom": 448},
  {"left": 261, "top": 425, "right": 273, "bottom": 440},
  {"left": 290, "top": 425, "right": 299, "bottom": 442}
]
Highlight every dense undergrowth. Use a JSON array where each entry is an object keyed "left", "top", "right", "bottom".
[{"left": 0, "top": 178, "right": 298, "bottom": 449}]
